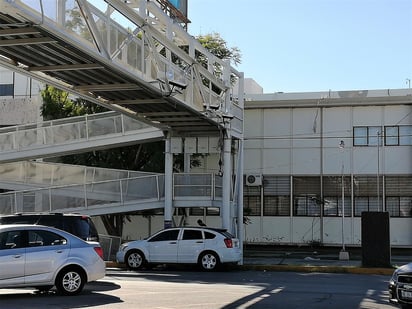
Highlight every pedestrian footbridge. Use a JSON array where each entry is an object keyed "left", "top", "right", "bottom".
[
  {"left": 0, "top": 0, "right": 243, "bottom": 138},
  {"left": 0, "top": 0, "right": 244, "bottom": 235},
  {"left": 0, "top": 161, "right": 224, "bottom": 216},
  {"left": 0, "top": 111, "right": 164, "bottom": 164}
]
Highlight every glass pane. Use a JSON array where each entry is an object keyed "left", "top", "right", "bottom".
[
  {"left": 264, "top": 196, "right": 290, "bottom": 216},
  {"left": 323, "top": 197, "right": 338, "bottom": 216},
  {"left": 338, "top": 197, "right": 351, "bottom": 216},
  {"left": 354, "top": 197, "right": 368, "bottom": 216},
  {"left": 399, "top": 126, "right": 412, "bottom": 145},
  {"left": 368, "top": 126, "right": 381, "bottom": 146},
  {"left": 386, "top": 197, "right": 399, "bottom": 217},
  {"left": 244, "top": 196, "right": 260, "bottom": 216},
  {"left": 399, "top": 197, "right": 412, "bottom": 217},
  {"left": 353, "top": 127, "right": 367, "bottom": 146},
  {"left": 385, "top": 126, "right": 398, "bottom": 146}
]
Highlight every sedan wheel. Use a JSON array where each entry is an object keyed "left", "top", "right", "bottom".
[
  {"left": 126, "top": 250, "right": 145, "bottom": 270},
  {"left": 199, "top": 252, "right": 219, "bottom": 271},
  {"left": 55, "top": 268, "right": 85, "bottom": 296}
]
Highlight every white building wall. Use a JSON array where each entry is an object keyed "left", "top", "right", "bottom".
[
  {"left": 243, "top": 90, "right": 412, "bottom": 247},
  {"left": 0, "top": 67, "right": 43, "bottom": 125}
]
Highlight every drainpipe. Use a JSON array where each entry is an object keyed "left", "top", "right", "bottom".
[{"left": 164, "top": 134, "right": 173, "bottom": 228}]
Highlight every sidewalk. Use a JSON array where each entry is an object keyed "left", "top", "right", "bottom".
[
  {"left": 242, "top": 245, "right": 411, "bottom": 275},
  {"left": 106, "top": 246, "right": 411, "bottom": 276}
]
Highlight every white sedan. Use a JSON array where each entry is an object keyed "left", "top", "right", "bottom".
[
  {"left": 0, "top": 224, "right": 105, "bottom": 295},
  {"left": 116, "top": 227, "right": 241, "bottom": 271}
]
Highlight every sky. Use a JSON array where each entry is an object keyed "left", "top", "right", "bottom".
[{"left": 187, "top": 0, "right": 412, "bottom": 93}]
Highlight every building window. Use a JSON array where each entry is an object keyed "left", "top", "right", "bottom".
[
  {"left": 0, "top": 84, "right": 13, "bottom": 96},
  {"left": 385, "top": 176, "right": 412, "bottom": 217},
  {"left": 385, "top": 126, "right": 412, "bottom": 146},
  {"left": 293, "top": 177, "right": 320, "bottom": 216},
  {"left": 323, "top": 176, "right": 351, "bottom": 217},
  {"left": 385, "top": 126, "right": 399, "bottom": 145},
  {"left": 244, "top": 186, "right": 261, "bottom": 216},
  {"left": 353, "top": 126, "right": 382, "bottom": 146},
  {"left": 263, "top": 176, "right": 290, "bottom": 216},
  {"left": 353, "top": 176, "right": 381, "bottom": 216}
]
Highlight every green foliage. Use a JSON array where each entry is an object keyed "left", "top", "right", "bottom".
[
  {"left": 196, "top": 32, "right": 241, "bottom": 66},
  {"left": 41, "top": 85, "right": 107, "bottom": 120},
  {"left": 195, "top": 32, "right": 241, "bottom": 85}
]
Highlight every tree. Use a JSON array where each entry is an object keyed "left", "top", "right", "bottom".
[{"left": 196, "top": 32, "right": 241, "bottom": 67}]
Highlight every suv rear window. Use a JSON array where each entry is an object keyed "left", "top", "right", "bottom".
[{"left": 0, "top": 214, "right": 99, "bottom": 242}]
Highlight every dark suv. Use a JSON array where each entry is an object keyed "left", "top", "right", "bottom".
[{"left": 0, "top": 213, "right": 99, "bottom": 242}]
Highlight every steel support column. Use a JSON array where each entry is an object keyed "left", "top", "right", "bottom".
[
  {"left": 222, "top": 135, "right": 232, "bottom": 231},
  {"left": 164, "top": 135, "right": 173, "bottom": 228}
]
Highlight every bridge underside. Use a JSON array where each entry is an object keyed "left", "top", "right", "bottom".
[{"left": 0, "top": 0, "right": 243, "bottom": 137}]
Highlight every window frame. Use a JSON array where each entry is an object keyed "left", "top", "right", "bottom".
[{"left": 353, "top": 126, "right": 382, "bottom": 147}]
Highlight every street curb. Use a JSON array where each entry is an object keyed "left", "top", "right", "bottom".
[{"left": 105, "top": 262, "right": 395, "bottom": 275}]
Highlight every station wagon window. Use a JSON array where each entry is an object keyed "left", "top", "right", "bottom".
[
  {"left": 28, "top": 230, "right": 67, "bottom": 247},
  {"left": 149, "top": 230, "right": 179, "bottom": 242},
  {"left": 0, "top": 230, "right": 23, "bottom": 249},
  {"left": 182, "top": 229, "right": 202, "bottom": 240}
]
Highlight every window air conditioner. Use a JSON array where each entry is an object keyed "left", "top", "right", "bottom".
[{"left": 246, "top": 174, "right": 262, "bottom": 186}]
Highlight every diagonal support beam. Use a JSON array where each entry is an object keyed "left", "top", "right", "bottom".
[{"left": 76, "top": 0, "right": 110, "bottom": 59}]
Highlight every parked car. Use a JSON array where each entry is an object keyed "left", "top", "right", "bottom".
[
  {"left": 0, "top": 213, "right": 99, "bottom": 242},
  {"left": 0, "top": 224, "right": 105, "bottom": 295},
  {"left": 116, "top": 227, "right": 241, "bottom": 271},
  {"left": 389, "top": 262, "right": 412, "bottom": 308}
]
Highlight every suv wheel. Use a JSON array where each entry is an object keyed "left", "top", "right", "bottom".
[
  {"left": 126, "top": 250, "right": 146, "bottom": 270},
  {"left": 55, "top": 267, "right": 85, "bottom": 296},
  {"left": 199, "top": 251, "right": 220, "bottom": 271}
]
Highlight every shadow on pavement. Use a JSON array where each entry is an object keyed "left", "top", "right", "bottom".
[{"left": 0, "top": 281, "right": 122, "bottom": 309}]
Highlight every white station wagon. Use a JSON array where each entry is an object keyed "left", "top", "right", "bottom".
[{"left": 116, "top": 227, "right": 241, "bottom": 271}]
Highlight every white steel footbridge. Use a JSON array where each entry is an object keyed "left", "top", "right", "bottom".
[{"left": 0, "top": 0, "right": 244, "bottom": 237}]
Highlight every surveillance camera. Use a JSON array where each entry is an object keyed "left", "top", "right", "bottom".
[
  {"left": 208, "top": 105, "right": 220, "bottom": 110},
  {"left": 169, "top": 80, "right": 187, "bottom": 90},
  {"left": 222, "top": 113, "right": 234, "bottom": 120}
]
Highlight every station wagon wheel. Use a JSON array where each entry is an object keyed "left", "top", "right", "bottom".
[
  {"left": 199, "top": 251, "right": 220, "bottom": 271},
  {"left": 125, "top": 250, "right": 146, "bottom": 270},
  {"left": 55, "top": 267, "right": 85, "bottom": 296}
]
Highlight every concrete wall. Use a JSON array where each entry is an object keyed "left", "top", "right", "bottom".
[
  {"left": 242, "top": 92, "right": 412, "bottom": 247},
  {"left": 0, "top": 68, "right": 43, "bottom": 125}
]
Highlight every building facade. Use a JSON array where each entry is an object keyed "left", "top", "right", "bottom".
[
  {"left": 242, "top": 89, "right": 412, "bottom": 247},
  {"left": 0, "top": 68, "right": 42, "bottom": 126},
  {"left": 1, "top": 67, "right": 411, "bottom": 247}
]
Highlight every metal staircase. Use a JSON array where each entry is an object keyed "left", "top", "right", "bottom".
[
  {"left": 0, "top": 111, "right": 164, "bottom": 163},
  {"left": 0, "top": 161, "right": 223, "bottom": 216}
]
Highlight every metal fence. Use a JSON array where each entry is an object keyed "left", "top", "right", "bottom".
[
  {"left": 0, "top": 111, "right": 150, "bottom": 153},
  {"left": 99, "top": 234, "right": 122, "bottom": 261},
  {"left": 0, "top": 173, "right": 224, "bottom": 215}
]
